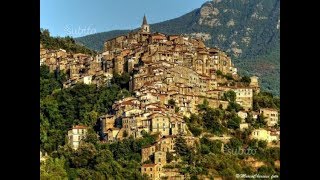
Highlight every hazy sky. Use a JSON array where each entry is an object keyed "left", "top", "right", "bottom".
[{"left": 40, "top": 0, "right": 208, "bottom": 37}]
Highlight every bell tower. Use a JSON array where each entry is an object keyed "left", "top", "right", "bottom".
[{"left": 141, "top": 14, "right": 150, "bottom": 33}]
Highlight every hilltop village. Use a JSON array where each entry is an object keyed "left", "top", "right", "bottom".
[{"left": 40, "top": 16, "right": 280, "bottom": 179}]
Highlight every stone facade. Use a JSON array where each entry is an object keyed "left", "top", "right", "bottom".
[
  {"left": 141, "top": 144, "right": 156, "bottom": 163},
  {"left": 141, "top": 164, "right": 160, "bottom": 180}
]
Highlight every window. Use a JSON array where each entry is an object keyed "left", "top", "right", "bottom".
[
  {"left": 144, "top": 168, "right": 146, "bottom": 171},
  {"left": 150, "top": 168, "right": 152, "bottom": 171},
  {"left": 159, "top": 158, "right": 161, "bottom": 162}
]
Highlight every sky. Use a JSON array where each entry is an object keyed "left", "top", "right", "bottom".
[{"left": 40, "top": 0, "right": 208, "bottom": 38}]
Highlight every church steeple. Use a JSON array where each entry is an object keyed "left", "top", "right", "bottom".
[
  {"left": 141, "top": 14, "right": 150, "bottom": 33},
  {"left": 142, "top": 14, "right": 148, "bottom": 25}
]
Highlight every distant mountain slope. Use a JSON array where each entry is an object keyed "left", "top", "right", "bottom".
[
  {"left": 76, "top": 30, "right": 130, "bottom": 51},
  {"left": 75, "top": 0, "right": 280, "bottom": 96}
]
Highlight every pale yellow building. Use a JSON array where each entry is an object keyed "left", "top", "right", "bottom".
[
  {"left": 240, "top": 123, "right": 249, "bottom": 131},
  {"left": 67, "top": 125, "right": 88, "bottom": 150},
  {"left": 260, "top": 108, "right": 279, "bottom": 127},
  {"left": 232, "top": 88, "right": 253, "bottom": 111},
  {"left": 149, "top": 113, "right": 170, "bottom": 136},
  {"left": 251, "top": 128, "right": 279, "bottom": 143},
  {"left": 237, "top": 111, "right": 248, "bottom": 122},
  {"left": 83, "top": 75, "right": 92, "bottom": 85},
  {"left": 251, "top": 129, "right": 269, "bottom": 142}
]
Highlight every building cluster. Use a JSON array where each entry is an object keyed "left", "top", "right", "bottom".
[
  {"left": 40, "top": 46, "right": 113, "bottom": 88},
  {"left": 40, "top": 16, "right": 259, "bottom": 114},
  {"left": 250, "top": 108, "right": 280, "bottom": 143},
  {"left": 235, "top": 107, "right": 280, "bottom": 143},
  {"left": 40, "top": 15, "right": 279, "bottom": 179},
  {"left": 140, "top": 135, "right": 184, "bottom": 179},
  {"left": 100, "top": 96, "right": 187, "bottom": 142}
]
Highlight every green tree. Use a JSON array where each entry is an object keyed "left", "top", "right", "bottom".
[
  {"left": 175, "top": 106, "right": 180, "bottom": 113},
  {"left": 253, "top": 92, "right": 279, "bottom": 111},
  {"left": 245, "top": 112, "right": 254, "bottom": 124},
  {"left": 188, "top": 124, "right": 202, "bottom": 137},
  {"left": 240, "top": 76, "right": 251, "bottom": 84},
  {"left": 166, "top": 152, "right": 174, "bottom": 163},
  {"left": 197, "top": 99, "right": 209, "bottom": 111},
  {"left": 227, "top": 137, "right": 243, "bottom": 150},
  {"left": 202, "top": 108, "right": 224, "bottom": 135},
  {"left": 225, "top": 73, "right": 234, "bottom": 80},
  {"left": 83, "top": 128, "right": 99, "bottom": 146},
  {"left": 254, "top": 113, "right": 267, "bottom": 128},
  {"left": 71, "top": 143, "right": 97, "bottom": 168},
  {"left": 216, "top": 70, "right": 223, "bottom": 76},
  {"left": 40, "top": 157, "right": 68, "bottom": 180},
  {"left": 227, "top": 115, "right": 241, "bottom": 130},
  {"left": 226, "top": 102, "right": 243, "bottom": 112},
  {"left": 40, "top": 28, "right": 96, "bottom": 55},
  {"left": 174, "top": 136, "right": 190, "bottom": 157},
  {"left": 168, "top": 99, "right": 176, "bottom": 106},
  {"left": 258, "top": 140, "right": 267, "bottom": 149},
  {"left": 111, "top": 72, "right": 131, "bottom": 90},
  {"left": 223, "top": 91, "right": 236, "bottom": 102}
]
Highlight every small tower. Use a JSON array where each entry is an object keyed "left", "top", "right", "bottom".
[{"left": 141, "top": 14, "right": 150, "bottom": 33}]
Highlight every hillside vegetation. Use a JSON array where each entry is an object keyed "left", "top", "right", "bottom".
[{"left": 40, "top": 28, "right": 96, "bottom": 55}]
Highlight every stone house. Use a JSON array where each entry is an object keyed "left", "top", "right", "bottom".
[
  {"left": 106, "top": 128, "right": 120, "bottom": 142},
  {"left": 149, "top": 113, "right": 170, "bottom": 136},
  {"left": 232, "top": 87, "right": 253, "bottom": 111},
  {"left": 141, "top": 164, "right": 160, "bottom": 180},
  {"left": 141, "top": 144, "right": 156, "bottom": 163},
  {"left": 157, "top": 135, "right": 176, "bottom": 153},
  {"left": 154, "top": 151, "right": 167, "bottom": 166},
  {"left": 101, "top": 115, "right": 115, "bottom": 134}
]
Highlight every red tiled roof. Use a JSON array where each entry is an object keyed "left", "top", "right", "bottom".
[
  {"left": 122, "top": 101, "right": 134, "bottom": 106},
  {"left": 72, "top": 125, "right": 87, "bottom": 129}
]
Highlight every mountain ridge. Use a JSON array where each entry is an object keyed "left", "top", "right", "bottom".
[{"left": 75, "top": 0, "right": 280, "bottom": 96}]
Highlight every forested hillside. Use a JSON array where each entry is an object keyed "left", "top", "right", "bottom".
[{"left": 40, "top": 28, "right": 96, "bottom": 55}]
